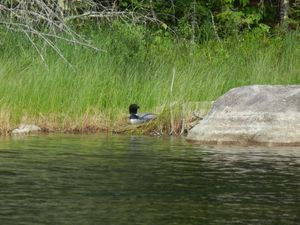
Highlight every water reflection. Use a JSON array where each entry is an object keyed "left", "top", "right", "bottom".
[{"left": 0, "top": 134, "right": 299, "bottom": 225}]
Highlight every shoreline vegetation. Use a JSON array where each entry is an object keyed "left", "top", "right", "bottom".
[
  {"left": 0, "top": 0, "right": 299, "bottom": 136},
  {"left": 1, "top": 29, "right": 299, "bottom": 136}
]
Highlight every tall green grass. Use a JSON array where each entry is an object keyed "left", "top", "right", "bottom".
[{"left": 0, "top": 25, "right": 299, "bottom": 134}]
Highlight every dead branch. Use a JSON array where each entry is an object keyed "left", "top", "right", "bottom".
[
  {"left": 0, "top": 1, "right": 103, "bottom": 66},
  {"left": 0, "top": 0, "right": 172, "bottom": 66}
]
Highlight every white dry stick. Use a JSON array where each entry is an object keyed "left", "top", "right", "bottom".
[
  {"left": 209, "top": 10, "right": 220, "bottom": 42},
  {"left": 280, "top": 0, "right": 290, "bottom": 24},
  {"left": 149, "top": 0, "right": 157, "bottom": 20},
  {"left": 169, "top": 67, "right": 176, "bottom": 135},
  {"left": 180, "top": 103, "right": 186, "bottom": 135},
  {"left": 191, "top": 0, "right": 196, "bottom": 44},
  {"left": 24, "top": 32, "right": 47, "bottom": 64},
  {"left": 0, "top": 1, "right": 103, "bottom": 66}
]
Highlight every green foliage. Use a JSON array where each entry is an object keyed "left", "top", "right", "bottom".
[
  {"left": 0, "top": 28, "right": 299, "bottom": 128},
  {"left": 215, "top": 0, "right": 270, "bottom": 37},
  {"left": 84, "top": 0, "right": 298, "bottom": 41},
  {"left": 289, "top": 0, "right": 300, "bottom": 29},
  {"left": 1, "top": 0, "right": 299, "bottom": 43},
  {"left": 0, "top": 1, "right": 299, "bottom": 134}
]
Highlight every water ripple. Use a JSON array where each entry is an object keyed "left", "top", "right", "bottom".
[{"left": 0, "top": 134, "right": 299, "bottom": 225}]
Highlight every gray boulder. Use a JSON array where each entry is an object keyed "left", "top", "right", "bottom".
[
  {"left": 12, "top": 124, "right": 41, "bottom": 135},
  {"left": 187, "top": 85, "right": 300, "bottom": 146}
]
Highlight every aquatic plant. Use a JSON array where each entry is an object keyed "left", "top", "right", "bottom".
[{"left": 0, "top": 27, "right": 299, "bottom": 135}]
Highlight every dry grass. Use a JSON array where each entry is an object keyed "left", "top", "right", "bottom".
[
  {"left": 0, "top": 102, "right": 211, "bottom": 136},
  {"left": 0, "top": 108, "right": 11, "bottom": 135}
]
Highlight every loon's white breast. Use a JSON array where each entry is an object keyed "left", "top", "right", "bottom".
[{"left": 129, "top": 117, "right": 144, "bottom": 125}]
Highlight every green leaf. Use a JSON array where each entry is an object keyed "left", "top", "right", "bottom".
[
  {"left": 161, "top": 23, "right": 168, "bottom": 30},
  {"left": 239, "top": 0, "right": 250, "bottom": 7}
]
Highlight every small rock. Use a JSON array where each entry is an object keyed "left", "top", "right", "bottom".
[{"left": 12, "top": 124, "right": 41, "bottom": 135}]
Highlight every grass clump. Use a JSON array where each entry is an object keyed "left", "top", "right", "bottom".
[{"left": 0, "top": 26, "right": 299, "bottom": 135}]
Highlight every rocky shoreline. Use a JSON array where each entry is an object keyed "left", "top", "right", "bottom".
[
  {"left": 5, "top": 86, "right": 300, "bottom": 147},
  {"left": 187, "top": 85, "right": 300, "bottom": 147}
]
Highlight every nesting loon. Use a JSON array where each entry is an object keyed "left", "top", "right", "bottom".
[{"left": 129, "top": 104, "right": 157, "bottom": 124}]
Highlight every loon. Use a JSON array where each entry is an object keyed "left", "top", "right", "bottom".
[{"left": 129, "top": 104, "right": 157, "bottom": 124}]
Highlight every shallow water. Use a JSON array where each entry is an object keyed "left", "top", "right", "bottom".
[{"left": 0, "top": 134, "right": 299, "bottom": 225}]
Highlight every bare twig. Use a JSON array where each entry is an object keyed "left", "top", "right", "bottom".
[
  {"left": 180, "top": 103, "right": 186, "bottom": 135},
  {"left": 24, "top": 31, "right": 47, "bottom": 65},
  {"left": 169, "top": 68, "right": 176, "bottom": 135},
  {"left": 0, "top": 0, "right": 176, "bottom": 65},
  {"left": 64, "top": 11, "right": 126, "bottom": 22},
  {"left": 0, "top": 1, "right": 103, "bottom": 66},
  {"left": 209, "top": 10, "right": 220, "bottom": 42}
]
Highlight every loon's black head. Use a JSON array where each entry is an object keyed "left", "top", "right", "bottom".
[{"left": 129, "top": 104, "right": 139, "bottom": 114}]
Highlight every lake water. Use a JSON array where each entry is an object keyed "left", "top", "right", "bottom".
[{"left": 0, "top": 134, "right": 299, "bottom": 225}]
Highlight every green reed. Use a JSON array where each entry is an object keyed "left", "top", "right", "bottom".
[{"left": 0, "top": 26, "right": 299, "bottom": 132}]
